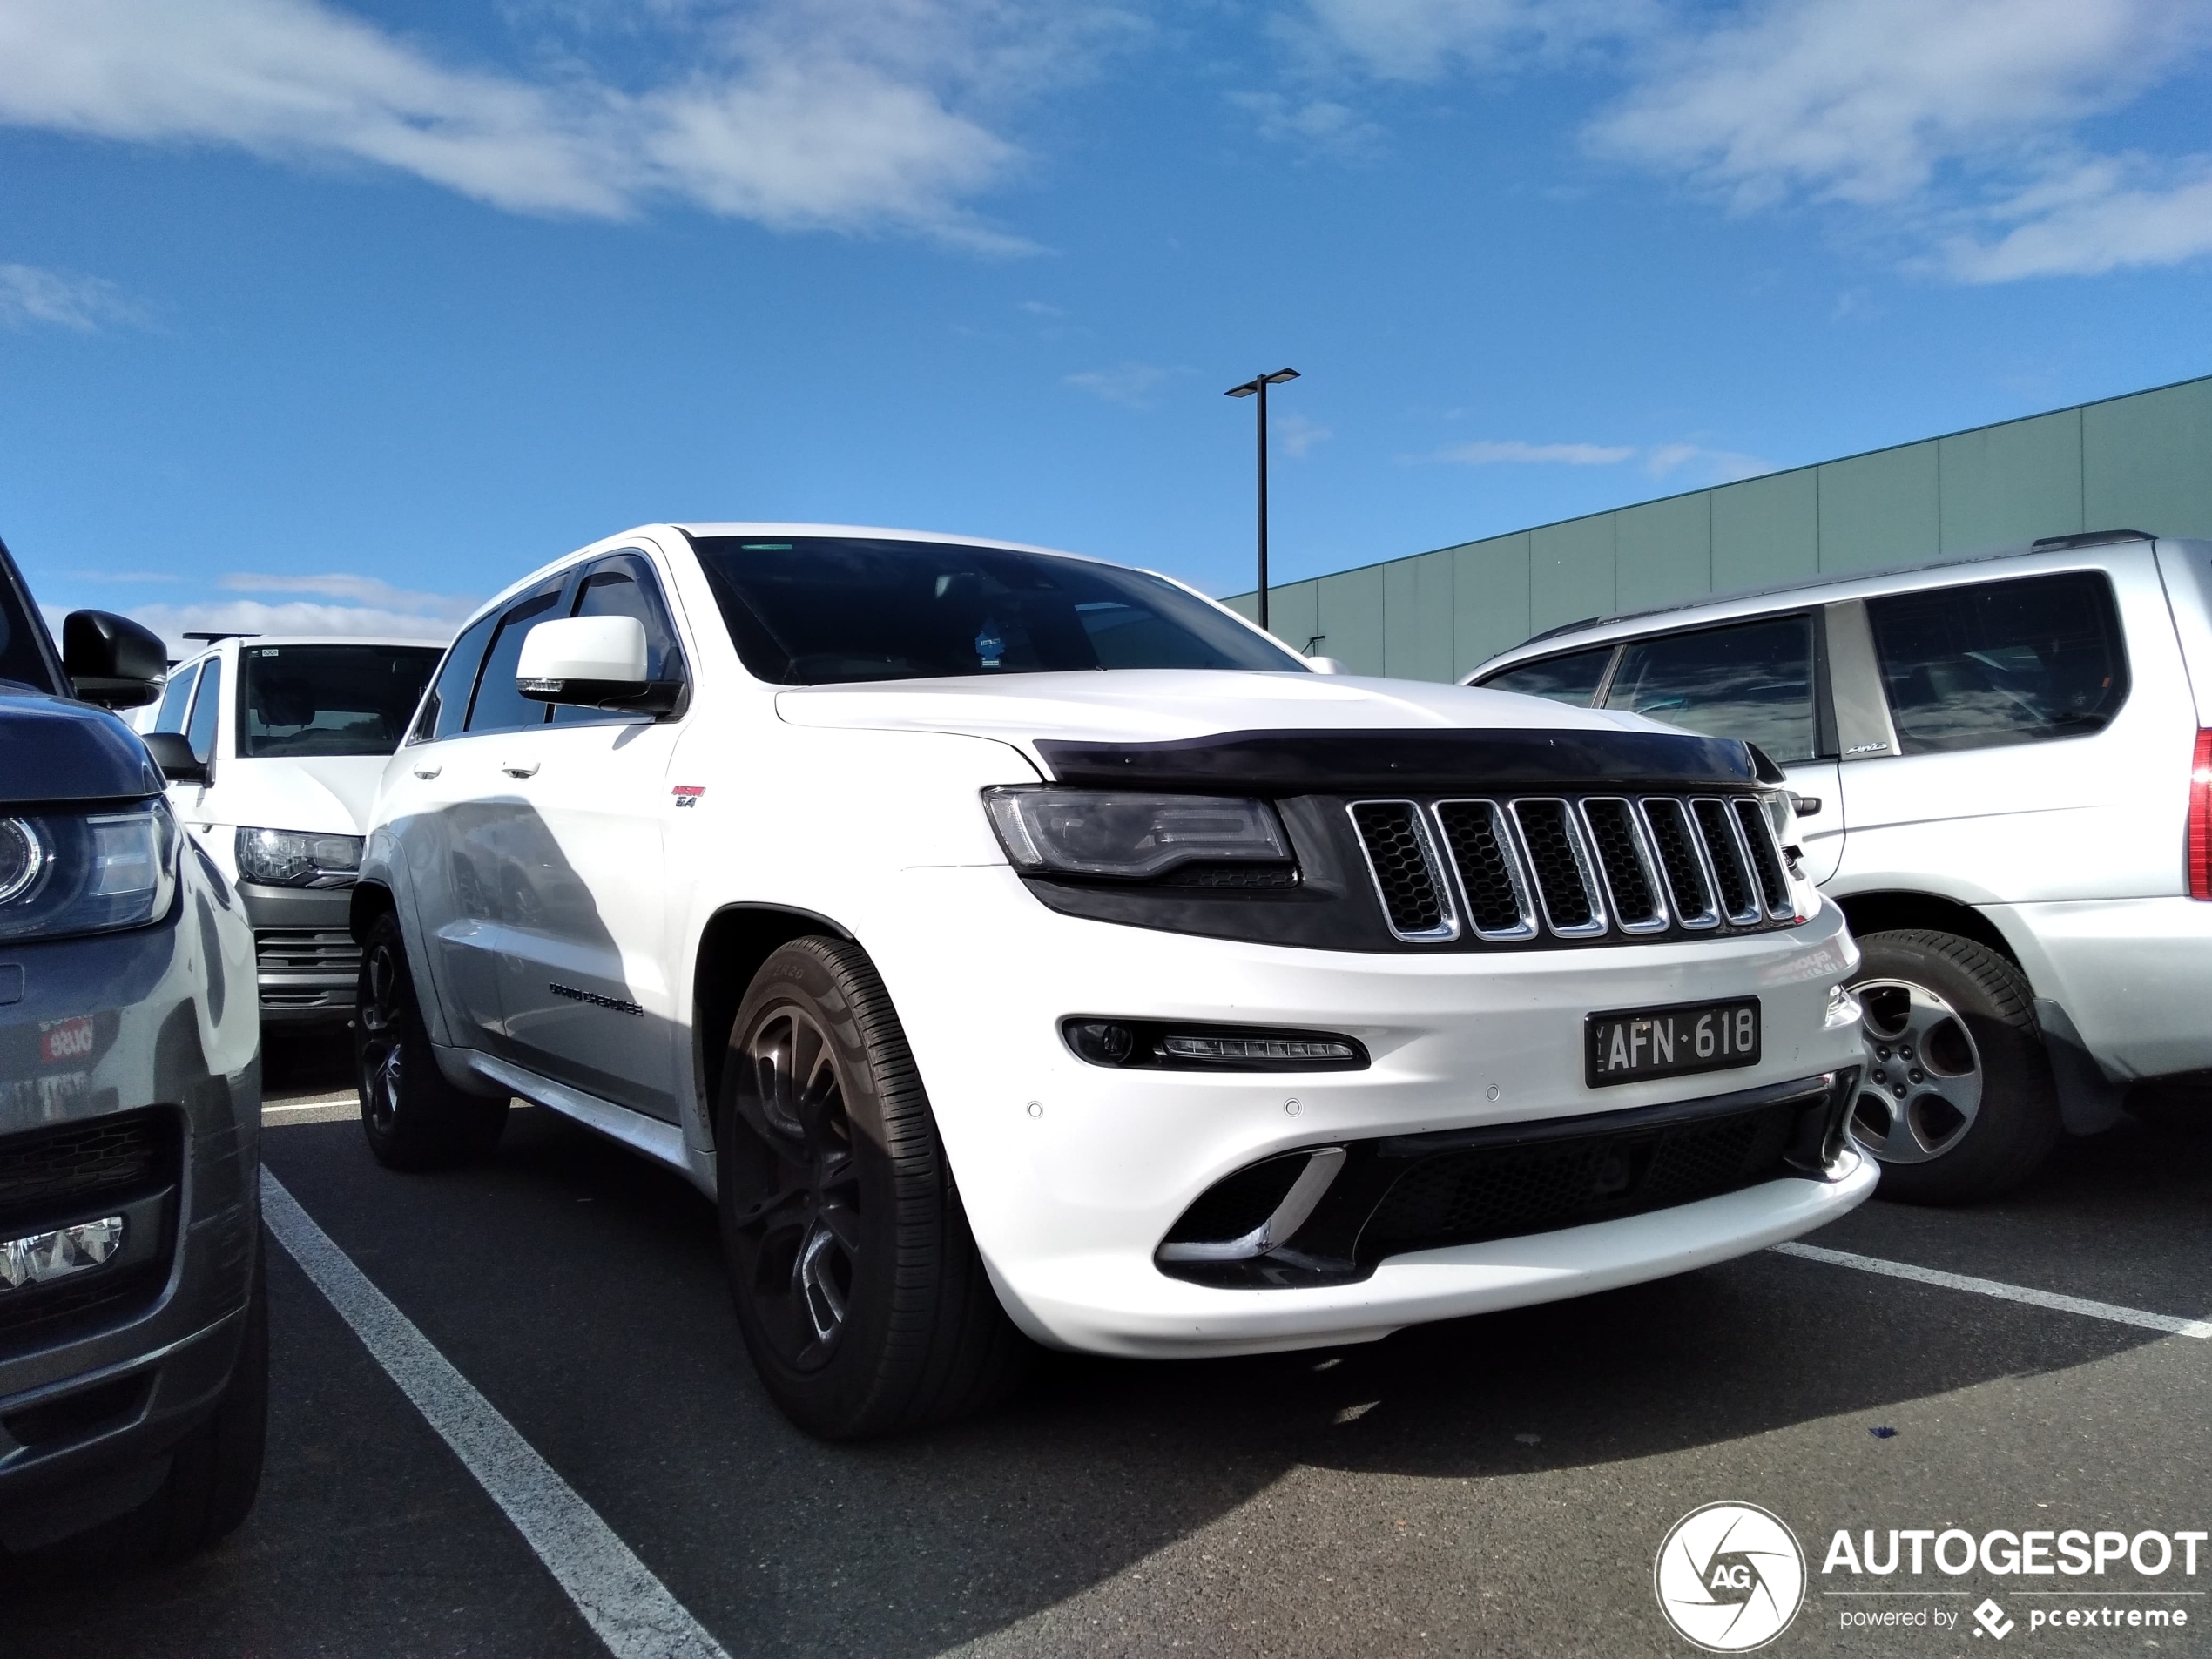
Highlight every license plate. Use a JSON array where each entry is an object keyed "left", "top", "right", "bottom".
[{"left": 1585, "top": 997, "right": 1760, "bottom": 1088}]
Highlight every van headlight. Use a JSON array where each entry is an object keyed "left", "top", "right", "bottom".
[
  {"left": 983, "top": 787, "right": 1292, "bottom": 880},
  {"left": 0, "top": 799, "right": 179, "bottom": 942},
  {"left": 235, "top": 827, "right": 363, "bottom": 887}
]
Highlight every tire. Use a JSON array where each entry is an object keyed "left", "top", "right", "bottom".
[
  {"left": 355, "top": 912, "right": 508, "bottom": 1170},
  {"left": 716, "top": 936, "right": 1028, "bottom": 1439},
  {"left": 1846, "top": 929, "right": 2061, "bottom": 1204},
  {"left": 116, "top": 1241, "right": 270, "bottom": 1562}
]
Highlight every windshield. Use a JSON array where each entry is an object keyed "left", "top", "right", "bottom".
[
  {"left": 688, "top": 536, "right": 1305, "bottom": 685},
  {"left": 239, "top": 644, "right": 442, "bottom": 758}
]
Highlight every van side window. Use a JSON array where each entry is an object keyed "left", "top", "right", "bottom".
[
  {"left": 1480, "top": 646, "right": 1614, "bottom": 707},
  {"left": 414, "top": 611, "right": 498, "bottom": 743},
  {"left": 152, "top": 660, "right": 202, "bottom": 733},
  {"left": 1603, "top": 615, "right": 1818, "bottom": 763},
  {"left": 1866, "top": 571, "right": 2129, "bottom": 754},
  {"left": 185, "top": 658, "right": 224, "bottom": 765},
  {"left": 550, "top": 556, "right": 687, "bottom": 726},
  {"left": 464, "top": 587, "right": 564, "bottom": 734}
]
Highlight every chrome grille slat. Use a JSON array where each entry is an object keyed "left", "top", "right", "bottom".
[
  {"left": 1432, "top": 800, "right": 1537, "bottom": 941},
  {"left": 1578, "top": 798, "right": 1669, "bottom": 934},
  {"left": 1691, "top": 797, "right": 1764, "bottom": 925},
  {"left": 1507, "top": 799, "right": 1608, "bottom": 939},
  {"left": 1346, "top": 801, "right": 1459, "bottom": 942},
  {"left": 1638, "top": 797, "right": 1719, "bottom": 928},
  {"left": 1731, "top": 798, "right": 1796, "bottom": 920}
]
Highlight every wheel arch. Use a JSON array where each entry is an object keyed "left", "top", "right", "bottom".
[
  {"left": 349, "top": 880, "right": 397, "bottom": 943},
  {"left": 1834, "top": 890, "right": 2027, "bottom": 977},
  {"left": 691, "top": 903, "right": 858, "bottom": 1140}
]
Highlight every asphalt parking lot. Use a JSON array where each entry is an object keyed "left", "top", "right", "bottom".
[{"left": 8, "top": 1034, "right": 2209, "bottom": 1657}]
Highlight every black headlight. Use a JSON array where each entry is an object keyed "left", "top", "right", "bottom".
[
  {"left": 984, "top": 787, "right": 1292, "bottom": 880},
  {"left": 0, "top": 799, "right": 179, "bottom": 943}
]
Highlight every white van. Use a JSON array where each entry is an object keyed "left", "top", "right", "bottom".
[
  {"left": 1467, "top": 530, "right": 2212, "bottom": 1203},
  {"left": 144, "top": 635, "right": 442, "bottom": 1025}
]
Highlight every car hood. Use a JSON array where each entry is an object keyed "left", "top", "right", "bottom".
[
  {"left": 777, "top": 670, "right": 1637, "bottom": 741},
  {"left": 0, "top": 682, "right": 165, "bottom": 806},
  {"left": 774, "top": 671, "right": 1762, "bottom": 791},
  {"left": 213, "top": 755, "right": 387, "bottom": 835}
]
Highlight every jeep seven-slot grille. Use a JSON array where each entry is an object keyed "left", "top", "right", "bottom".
[{"left": 1347, "top": 793, "right": 1796, "bottom": 945}]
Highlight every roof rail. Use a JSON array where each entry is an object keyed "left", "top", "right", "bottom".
[
  {"left": 1519, "top": 615, "right": 1602, "bottom": 646},
  {"left": 2029, "top": 529, "right": 2153, "bottom": 553}
]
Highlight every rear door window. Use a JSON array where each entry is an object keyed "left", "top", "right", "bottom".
[
  {"left": 1866, "top": 571, "right": 2128, "bottom": 754},
  {"left": 1479, "top": 646, "right": 1615, "bottom": 707},
  {"left": 464, "top": 586, "right": 564, "bottom": 734},
  {"left": 1602, "top": 614, "right": 1819, "bottom": 763}
]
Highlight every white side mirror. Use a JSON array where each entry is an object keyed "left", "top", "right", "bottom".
[
  {"left": 1305, "top": 655, "right": 1350, "bottom": 675},
  {"left": 517, "top": 615, "right": 650, "bottom": 706}
]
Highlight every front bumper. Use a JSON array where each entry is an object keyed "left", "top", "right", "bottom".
[
  {"left": 868, "top": 866, "right": 1869, "bottom": 1356},
  {"left": 240, "top": 881, "right": 360, "bottom": 1025},
  {"left": 0, "top": 895, "right": 261, "bottom": 1548},
  {"left": 1988, "top": 898, "right": 2212, "bottom": 1082}
]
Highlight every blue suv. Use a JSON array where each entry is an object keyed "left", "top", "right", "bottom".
[{"left": 0, "top": 536, "right": 265, "bottom": 1562}]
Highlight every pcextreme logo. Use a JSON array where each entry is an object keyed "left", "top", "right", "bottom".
[{"left": 1655, "top": 1502, "right": 1809, "bottom": 1652}]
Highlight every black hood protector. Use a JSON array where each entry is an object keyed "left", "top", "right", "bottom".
[{"left": 1036, "top": 725, "right": 1761, "bottom": 795}]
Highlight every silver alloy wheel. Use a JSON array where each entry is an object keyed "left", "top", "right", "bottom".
[
  {"left": 1849, "top": 977, "right": 1984, "bottom": 1163},
  {"left": 359, "top": 941, "right": 404, "bottom": 1132}
]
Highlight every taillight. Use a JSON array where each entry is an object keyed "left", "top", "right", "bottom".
[{"left": 2191, "top": 729, "right": 2212, "bottom": 900}]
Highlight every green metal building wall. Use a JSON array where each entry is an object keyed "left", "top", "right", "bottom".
[{"left": 1223, "top": 372, "right": 2212, "bottom": 681}]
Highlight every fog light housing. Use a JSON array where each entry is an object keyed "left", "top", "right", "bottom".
[
  {"left": 1062, "top": 1017, "right": 1369, "bottom": 1072},
  {"left": 0, "top": 1216, "right": 124, "bottom": 1292}
]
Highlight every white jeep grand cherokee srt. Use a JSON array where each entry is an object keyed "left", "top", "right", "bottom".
[{"left": 353, "top": 524, "right": 1875, "bottom": 1437}]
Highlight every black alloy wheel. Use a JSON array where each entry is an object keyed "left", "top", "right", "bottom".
[
  {"left": 354, "top": 912, "right": 508, "bottom": 1170},
  {"left": 717, "top": 936, "right": 1027, "bottom": 1439}
]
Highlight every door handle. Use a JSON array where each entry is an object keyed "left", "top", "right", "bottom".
[
  {"left": 500, "top": 759, "right": 540, "bottom": 779},
  {"left": 413, "top": 763, "right": 442, "bottom": 780}
]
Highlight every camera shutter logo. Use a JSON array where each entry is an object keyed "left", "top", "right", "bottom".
[{"left": 1654, "top": 1502, "right": 1807, "bottom": 1652}]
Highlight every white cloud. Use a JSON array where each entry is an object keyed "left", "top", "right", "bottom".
[
  {"left": 1065, "top": 361, "right": 1172, "bottom": 408},
  {"left": 1274, "top": 411, "right": 1333, "bottom": 456},
  {"left": 218, "top": 570, "right": 480, "bottom": 619},
  {"left": 1588, "top": 0, "right": 2208, "bottom": 209},
  {"left": 121, "top": 569, "right": 480, "bottom": 654},
  {"left": 0, "top": 262, "right": 146, "bottom": 331},
  {"left": 1228, "top": 91, "right": 1386, "bottom": 158},
  {"left": 1432, "top": 439, "right": 1637, "bottom": 465},
  {"left": 1296, "top": 0, "right": 2212, "bottom": 282},
  {"left": 0, "top": 0, "right": 1119, "bottom": 246},
  {"left": 130, "top": 600, "right": 462, "bottom": 655},
  {"left": 1300, "top": 0, "right": 1657, "bottom": 82},
  {"left": 1423, "top": 437, "right": 1770, "bottom": 482}
]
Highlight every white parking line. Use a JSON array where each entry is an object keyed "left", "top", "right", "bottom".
[
  {"left": 260, "top": 1169, "right": 732, "bottom": 1659},
  {"left": 1773, "top": 1241, "right": 2212, "bottom": 1340}
]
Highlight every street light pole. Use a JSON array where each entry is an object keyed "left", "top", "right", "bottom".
[{"left": 1225, "top": 368, "right": 1299, "bottom": 636}]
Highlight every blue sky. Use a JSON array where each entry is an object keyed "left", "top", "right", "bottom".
[{"left": 3, "top": 0, "right": 2210, "bottom": 651}]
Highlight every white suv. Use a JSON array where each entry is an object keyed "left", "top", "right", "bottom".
[
  {"left": 1469, "top": 530, "right": 2212, "bottom": 1204},
  {"left": 353, "top": 523, "right": 1872, "bottom": 1437},
  {"left": 144, "top": 636, "right": 443, "bottom": 1027}
]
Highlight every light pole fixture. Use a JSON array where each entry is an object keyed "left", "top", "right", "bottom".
[{"left": 1225, "top": 367, "right": 1299, "bottom": 634}]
